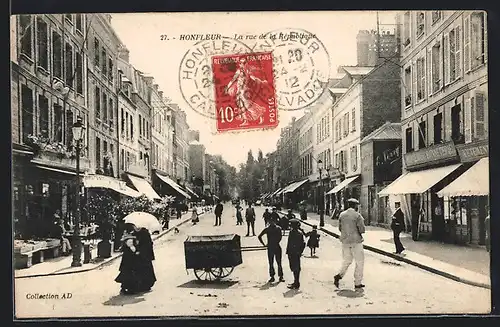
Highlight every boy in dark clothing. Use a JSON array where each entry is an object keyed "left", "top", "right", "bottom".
[
  {"left": 263, "top": 208, "right": 271, "bottom": 226},
  {"left": 245, "top": 203, "right": 256, "bottom": 236},
  {"left": 391, "top": 202, "right": 406, "bottom": 254},
  {"left": 286, "top": 219, "right": 305, "bottom": 289},
  {"left": 305, "top": 225, "right": 320, "bottom": 257},
  {"left": 258, "top": 217, "right": 285, "bottom": 283},
  {"left": 214, "top": 201, "right": 224, "bottom": 226}
]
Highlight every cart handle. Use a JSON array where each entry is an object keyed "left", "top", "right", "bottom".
[{"left": 238, "top": 246, "right": 267, "bottom": 252}]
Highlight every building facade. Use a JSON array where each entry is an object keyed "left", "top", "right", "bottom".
[
  {"left": 171, "top": 104, "right": 190, "bottom": 184},
  {"left": 383, "top": 11, "right": 489, "bottom": 245},
  {"left": 188, "top": 141, "right": 206, "bottom": 196}
]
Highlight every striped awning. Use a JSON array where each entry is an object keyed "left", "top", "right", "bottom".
[
  {"left": 127, "top": 174, "right": 161, "bottom": 200},
  {"left": 437, "top": 157, "right": 489, "bottom": 197},
  {"left": 155, "top": 173, "right": 191, "bottom": 199},
  {"left": 284, "top": 179, "right": 309, "bottom": 193},
  {"left": 83, "top": 175, "right": 140, "bottom": 198}
]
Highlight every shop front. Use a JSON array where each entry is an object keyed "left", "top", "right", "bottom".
[
  {"left": 12, "top": 144, "right": 34, "bottom": 239},
  {"left": 282, "top": 179, "right": 309, "bottom": 210},
  {"left": 154, "top": 171, "right": 192, "bottom": 204},
  {"left": 326, "top": 175, "right": 360, "bottom": 217}
]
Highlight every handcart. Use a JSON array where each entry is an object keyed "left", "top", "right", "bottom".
[{"left": 184, "top": 234, "right": 266, "bottom": 281}]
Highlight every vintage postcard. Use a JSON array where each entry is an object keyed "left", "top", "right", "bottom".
[{"left": 11, "top": 11, "right": 491, "bottom": 318}]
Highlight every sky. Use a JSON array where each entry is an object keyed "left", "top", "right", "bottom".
[{"left": 110, "top": 11, "right": 397, "bottom": 167}]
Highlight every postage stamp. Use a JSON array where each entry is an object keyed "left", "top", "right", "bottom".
[{"left": 211, "top": 52, "right": 278, "bottom": 132}]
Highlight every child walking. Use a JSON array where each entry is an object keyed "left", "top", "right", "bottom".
[{"left": 305, "top": 225, "right": 320, "bottom": 257}]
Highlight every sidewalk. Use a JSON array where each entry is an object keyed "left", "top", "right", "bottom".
[
  {"left": 14, "top": 211, "right": 203, "bottom": 279},
  {"left": 280, "top": 210, "right": 491, "bottom": 289}
]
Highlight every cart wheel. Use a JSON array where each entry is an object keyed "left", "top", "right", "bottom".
[
  {"left": 193, "top": 268, "right": 216, "bottom": 281},
  {"left": 212, "top": 267, "right": 235, "bottom": 279}
]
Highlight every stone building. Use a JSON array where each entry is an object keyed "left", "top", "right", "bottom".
[
  {"left": 380, "top": 11, "right": 489, "bottom": 245},
  {"left": 171, "top": 104, "right": 190, "bottom": 184}
]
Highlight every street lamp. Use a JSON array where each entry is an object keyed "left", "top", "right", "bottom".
[
  {"left": 71, "top": 116, "right": 85, "bottom": 267},
  {"left": 317, "top": 159, "right": 325, "bottom": 227},
  {"left": 325, "top": 164, "right": 331, "bottom": 216}
]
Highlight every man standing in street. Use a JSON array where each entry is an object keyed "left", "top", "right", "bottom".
[
  {"left": 333, "top": 198, "right": 366, "bottom": 290},
  {"left": 245, "top": 202, "right": 256, "bottom": 236},
  {"left": 258, "top": 216, "right": 285, "bottom": 283},
  {"left": 391, "top": 202, "right": 406, "bottom": 255},
  {"left": 286, "top": 219, "right": 305, "bottom": 289},
  {"left": 263, "top": 208, "right": 271, "bottom": 226},
  {"left": 214, "top": 200, "right": 223, "bottom": 226},
  {"left": 270, "top": 207, "right": 280, "bottom": 223}
]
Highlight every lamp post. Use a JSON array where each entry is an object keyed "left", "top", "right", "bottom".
[
  {"left": 325, "top": 165, "right": 331, "bottom": 216},
  {"left": 71, "top": 116, "right": 85, "bottom": 267},
  {"left": 317, "top": 159, "right": 325, "bottom": 227}
]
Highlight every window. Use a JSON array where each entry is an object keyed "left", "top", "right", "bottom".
[
  {"left": 65, "top": 43, "right": 73, "bottom": 87},
  {"left": 109, "top": 98, "right": 114, "bottom": 126},
  {"left": 470, "top": 12, "right": 486, "bottom": 70},
  {"left": 130, "top": 118, "right": 134, "bottom": 140},
  {"left": 75, "top": 14, "right": 83, "bottom": 33},
  {"left": 53, "top": 103, "right": 63, "bottom": 142},
  {"left": 36, "top": 18, "right": 48, "bottom": 69},
  {"left": 404, "top": 66, "right": 412, "bottom": 107},
  {"left": 52, "top": 31, "right": 63, "bottom": 79},
  {"left": 351, "top": 146, "right": 358, "bottom": 172},
  {"left": 451, "top": 104, "right": 465, "bottom": 144},
  {"left": 101, "top": 47, "right": 107, "bottom": 77},
  {"left": 335, "top": 153, "right": 339, "bottom": 169},
  {"left": 121, "top": 108, "right": 125, "bottom": 134},
  {"left": 418, "top": 121, "right": 427, "bottom": 149},
  {"left": 139, "top": 114, "right": 143, "bottom": 136},
  {"left": 38, "top": 95, "right": 49, "bottom": 138},
  {"left": 19, "top": 15, "right": 33, "bottom": 58},
  {"left": 95, "top": 86, "right": 101, "bottom": 119},
  {"left": 472, "top": 92, "right": 486, "bottom": 141},
  {"left": 433, "top": 113, "right": 443, "bottom": 144},
  {"left": 405, "top": 127, "right": 413, "bottom": 152},
  {"left": 102, "top": 93, "right": 108, "bottom": 123},
  {"left": 96, "top": 137, "right": 101, "bottom": 168},
  {"left": 120, "top": 149, "right": 125, "bottom": 170},
  {"left": 75, "top": 52, "right": 83, "bottom": 94},
  {"left": 344, "top": 113, "right": 349, "bottom": 137},
  {"left": 108, "top": 57, "right": 113, "bottom": 82},
  {"left": 65, "top": 14, "right": 73, "bottom": 24},
  {"left": 416, "top": 12, "right": 425, "bottom": 38},
  {"left": 351, "top": 108, "right": 356, "bottom": 132},
  {"left": 21, "top": 85, "right": 34, "bottom": 142},
  {"left": 403, "top": 11, "right": 411, "bottom": 47},
  {"left": 125, "top": 112, "right": 129, "bottom": 137},
  {"left": 416, "top": 56, "right": 426, "bottom": 101},
  {"left": 431, "top": 41, "right": 442, "bottom": 93},
  {"left": 94, "top": 37, "right": 100, "bottom": 67},
  {"left": 431, "top": 11, "right": 441, "bottom": 25},
  {"left": 447, "top": 26, "right": 461, "bottom": 83}
]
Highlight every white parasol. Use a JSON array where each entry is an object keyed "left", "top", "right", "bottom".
[{"left": 123, "top": 212, "right": 162, "bottom": 232}]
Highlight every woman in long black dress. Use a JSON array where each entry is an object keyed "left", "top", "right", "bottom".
[{"left": 115, "top": 223, "right": 156, "bottom": 294}]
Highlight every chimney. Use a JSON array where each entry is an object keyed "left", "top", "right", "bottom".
[
  {"left": 158, "top": 91, "right": 163, "bottom": 98},
  {"left": 153, "top": 84, "right": 159, "bottom": 91}
]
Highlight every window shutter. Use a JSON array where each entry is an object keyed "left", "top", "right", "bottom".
[
  {"left": 464, "top": 97, "right": 472, "bottom": 143},
  {"left": 423, "top": 54, "right": 427, "bottom": 99},
  {"left": 474, "top": 91, "right": 486, "bottom": 140},
  {"left": 443, "top": 33, "right": 450, "bottom": 85},
  {"left": 412, "top": 60, "right": 417, "bottom": 104},
  {"left": 455, "top": 25, "right": 462, "bottom": 78},
  {"left": 464, "top": 15, "right": 471, "bottom": 72},
  {"left": 427, "top": 47, "right": 433, "bottom": 96}
]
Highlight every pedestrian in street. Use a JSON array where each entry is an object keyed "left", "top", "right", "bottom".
[
  {"left": 305, "top": 225, "right": 320, "bottom": 257},
  {"left": 258, "top": 216, "right": 285, "bottom": 283},
  {"left": 115, "top": 223, "right": 156, "bottom": 294},
  {"left": 176, "top": 202, "right": 182, "bottom": 220},
  {"left": 263, "top": 208, "right": 271, "bottom": 226},
  {"left": 191, "top": 205, "right": 199, "bottom": 225},
  {"left": 333, "top": 198, "right": 366, "bottom": 290},
  {"left": 245, "top": 202, "right": 257, "bottom": 236},
  {"left": 162, "top": 208, "right": 170, "bottom": 230},
  {"left": 270, "top": 206, "right": 280, "bottom": 222},
  {"left": 235, "top": 204, "right": 243, "bottom": 225},
  {"left": 286, "top": 219, "right": 306, "bottom": 289},
  {"left": 214, "top": 200, "right": 224, "bottom": 226},
  {"left": 391, "top": 202, "right": 406, "bottom": 255}
]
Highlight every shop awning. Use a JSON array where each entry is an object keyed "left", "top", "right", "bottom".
[
  {"left": 270, "top": 188, "right": 282, "bottom": 197},
  {"left": 83, "top": 175, "right": 140, "bottom": 198},
  {"left": 378, "top": 164, "right": 462, "bottom": 197},
  {"left": 327, "top": 175, "right": 360, "bottom": 195},
  {"left": 127, "top": 174, "right": 161, "bottom": 200},
  {"left": 437, "top": 158, "right": 489, "bottom": 197},
  {"left": 284, "top": 179, "right": 309, "bottom": 194},
  {"left": 34, "top": 164, "right": 76, "bottom": 175},
  {"left": 184, "top": 185, "right": 199, "bottom": 198},
  {"left": 155, "top": 173, "right": 191, "bottom": 199}
]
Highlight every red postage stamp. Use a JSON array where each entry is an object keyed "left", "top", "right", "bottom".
[{"left": 211, "top": 52, "right": 278, "bottom": 132}]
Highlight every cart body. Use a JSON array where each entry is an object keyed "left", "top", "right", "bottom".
[{"left": 184, "top": 234, "right": 242, "bottom": 270}]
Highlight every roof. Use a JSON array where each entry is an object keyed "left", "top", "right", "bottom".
[
  {"left": 361, "top": 122, "right": 401, "bottom": 143},
  {"left": 339, "top": 66, "right": 374, "bottom": 76}
]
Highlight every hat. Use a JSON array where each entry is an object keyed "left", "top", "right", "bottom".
[
  {"left": 272, "top": 206, "right": 277, "bottom": 210},
  {"left": 289, "top": 218, "right": 301, "bottom": 227},
  {"left": 347, "top": 198, "right": 360, "bottom": 204},
  {"left": 312, "top": 225, "right": 318, "bottom": 229}
]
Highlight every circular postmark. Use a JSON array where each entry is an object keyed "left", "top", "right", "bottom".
[
  {"left": 178, "top": 37, "right": 256, "bottom": 121},
  {"left": 253, "top": 28, "right": 331, "bottom": 111}
]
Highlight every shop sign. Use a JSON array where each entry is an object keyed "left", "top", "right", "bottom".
[
  {"left": 456, "top": 140, "right": 488, "bottom": 162},
  {"left": 404, "top": 141, "right": 459, "bottom": 170}
]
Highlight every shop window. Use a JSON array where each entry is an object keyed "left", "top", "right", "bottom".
[
  {"left": 431, "top": 42, "right": 442, "bottom": 93},
  {"left": 418, "top": 120, "right": 427, "bottom": 149},
  {"left": 21, "top": 85, "right": 34, "bottom": 143},
  {"left": 52, "top": 31, "right": 63, "bottom": 79},
  {"left": 405, "top": 127, "right": 414, "bottom": 152},
  {"left": 433, "top": 113, "right": 443, "bottom": 144},
  {"left": 75, "top": 14, "right": 83, "bottom": 33},
  {"left": 19, "top": 15, "right": 33, "bottom": 58},
  {"left": 75, "top": 52, "right": 83, "bottom": 94},
  {"left": 64, "top": 43, "right": 73, "bottom": 87},
  {"left": 416, "top": 56, "right": 426, "bottom": 101},
  {"left": 95, "top": 86, "right": 101, "bottom": 119},
  {"left": 95, "top": 137, "right": 101, "bottom": 169},
  {"left": 36, "top": 18, "right": 48, "bottom": 70},
  {"left": 404, "top": 66, "right": 412, "bottom": 107},
  {"left": 416, "top": 12, "right": 425, "bottom": 38},
  {"left": 53, "top": 103, "right": 63, "bottom": 142},
  {"left": 451, "top": 104, "right": 465, "bottom": 144},
  {"left": 470, "top": 12, "right": 486, "bottom": 70},
  {"left": 38, "top": 95, "right": 49, "bottom": 138}
]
